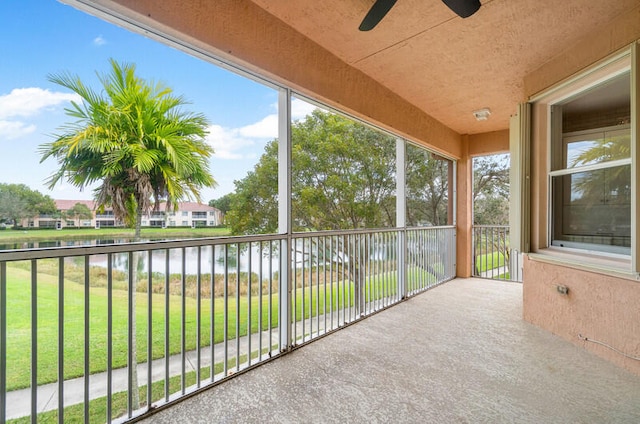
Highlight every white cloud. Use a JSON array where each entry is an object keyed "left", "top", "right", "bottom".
[
  {"left": 0, "top": 120, "right": 36, "bottom": 139},
  {"left": 93, "top": 35, "right": 107, "bottom": 46},
  {"left": 291, "top": 98, "right": 318, "bottom": 120},
  {"left": 206, "top": 99, "right": 317, "bottom": 160},
  {"left": 238, "top": 114, "right": 278, "bottom": 139},
  {"left": 0, "top": 87, "right": 80, "bottom": 140},
  {"left": 206, "top": 124, "right": 257, "bottom": 160},
  {"left": 0, "top": 87, "right": 81, "bottom": 119}
]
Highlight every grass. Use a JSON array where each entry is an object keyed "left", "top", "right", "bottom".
[
  {"left": 4, "top": 259, "right": 441, "bottom": 392},
  {"left": 475, "top": 251, "right": 506, "bottom": 273},
  {"left": 0, "top": 226, "right": 231, "bottom": 243},
  {"left": 7, "top": 347, "right": 272, "bottom": 424},
  {"left": 4, "top": 263, "right": 278, "bottom": 391}
]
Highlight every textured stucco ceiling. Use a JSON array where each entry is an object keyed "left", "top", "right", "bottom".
[{"left": 249, "top": 0, "right": 639, "bottom": 135}]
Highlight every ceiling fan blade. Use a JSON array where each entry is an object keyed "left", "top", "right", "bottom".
[
  {"left": 359, "top": 0, "right": 397, "bottom": 31},
  {"left": 441, "top": 0, "right": 481, "bottom": 18}
]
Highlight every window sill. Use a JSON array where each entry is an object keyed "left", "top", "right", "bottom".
[{"left": 528, "top": 247, "right": 639, "bottom": 281}]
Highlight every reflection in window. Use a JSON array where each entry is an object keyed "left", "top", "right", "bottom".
[
  {"left": 552, "top": 165, "right": 630, "bottom": 252},
  {"left": 565, "top": 129, "right": 630, "bottom": 168},
  {"left": 549, "top": 70, "right": 631, "bottom": 254}
]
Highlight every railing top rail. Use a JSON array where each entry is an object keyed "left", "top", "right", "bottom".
[
  {"left": 406, "top": 225, "right": 456, "bottom": 231},
  {"left": 291, "top": 227, "right": 400, "bottom": 238},
  {"left": 0, "top": 225, "right": 459, "bottom": 262},
  {"left": 291, "top": 226, "right": 455, "bottom": 239},
  {"left": 0, "top": 233, "right": 285, "bottom": 262},
  {"left": 472, "top": 225, "right": 510, "bottom": 229}
]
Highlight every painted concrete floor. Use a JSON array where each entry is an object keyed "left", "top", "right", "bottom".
[{"left": 139, "top": 278, "right": 640, "bottom": 424}]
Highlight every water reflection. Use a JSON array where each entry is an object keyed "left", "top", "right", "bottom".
[{"left": 87, "top": 243, "right": 281, "bottom": 276}]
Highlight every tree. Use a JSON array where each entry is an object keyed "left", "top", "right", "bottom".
[
  {"left": 227, "top": 110, "right": 398, "bottom": 235},
  {"left": 227, "top": 110, "right": 455, "bottom": 308},
  {"left": 68, "top": 202, "right": 93, "bottom": 227},
  {"left": 406, "top": 145, "right": 451, "bottom": 226},
  {"left": 209, "top": 194, "right": 233, "bottom": 214},
  {"left": 0, "top": 183, "right": 57, "bottom": 226},
  {"left": 40, "top": 59, "right": 215, "bottom": 236},
  {"left": 39, "top": 59, "right": 216, "bottom": 408},
  {"left": 472, "top": 154, "right": 510, "bottom": 225}
]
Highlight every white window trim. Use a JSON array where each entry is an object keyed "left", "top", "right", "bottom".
[{"left": 529, "top": 43, "right": 639, "bottom": 274}]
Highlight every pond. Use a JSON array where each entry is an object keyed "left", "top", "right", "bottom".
[{"left": 0, "top": 237, "right": 282, "bottom": 276}]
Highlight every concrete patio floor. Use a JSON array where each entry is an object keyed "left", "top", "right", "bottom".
[{"left": 139, "top": 278, "right": 640, "bottom": 423}]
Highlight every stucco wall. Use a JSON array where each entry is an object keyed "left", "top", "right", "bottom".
[
  {"left": 468, "top": 130, "right": 509, "bottom": 157},
  {"left": 523, "top": 256, "right": 640, "bottom": 376},
  {"left": 523, "top": 4, "right": 640, "bottom": 375}
]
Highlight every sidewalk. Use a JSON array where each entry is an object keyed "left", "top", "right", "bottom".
[
  {"left": 5, "top": 308, "right": 357, "bottom": 420},
  {"left": 5, "top": 328, "right": 281, "bottom": 420}
]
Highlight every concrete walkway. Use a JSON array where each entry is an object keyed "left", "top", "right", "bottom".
[
  {"left": 140, "top": 278, "right": 640, "bottom": 424},
  {"left": 5, "top": 327, "right": 283, "bottom": 420},
  {"left": 6, "top": 308, "right": 356, "bottom": 420}
]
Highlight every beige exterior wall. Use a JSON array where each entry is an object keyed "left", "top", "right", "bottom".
[
  {"left": 524, "top": 8, "right": 640, "bottom": 375},
  {"left": 468, "top": 130, "right": 509, "bottom": 157},
  {"left": 523, "top": 257, "right": 640, "bottom": 375},
  {"left": 456, "top": 135, "right": 473, "bottom": 277}
]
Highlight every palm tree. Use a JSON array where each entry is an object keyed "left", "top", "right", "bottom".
[
  {"left": 40, "top": 59, "right": 216, "bottom": 410},
  {"left": 40, "top": 58, "right": 215, "bottom": 237}
]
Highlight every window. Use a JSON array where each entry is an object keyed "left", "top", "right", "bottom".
[
  {"left": 545, "top": 58, "right": 632, "bottom": 255},
  {"left": 182, "top": 211, "right": 189, "bottom": 217}
]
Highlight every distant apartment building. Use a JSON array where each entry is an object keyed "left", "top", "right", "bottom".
[{"left": 26, "top": 200, "right": 224, "bottom": 229}]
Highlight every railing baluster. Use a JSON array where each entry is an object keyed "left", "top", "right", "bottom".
[
  {"left": 211, "top": 246, "right": 216, "bottom": 383},
  {"left": 84, "top": 256, "right": 90, "bottom": 423},
  {"left": 223, "top": 244, "right": 228, "bottom": 377},
  {"left": 164, "top": 249, "right": 170, "bottom": 402},
  {"left": 31, "top": 260, "right": 38, "bottom": 422},
  {"left": 258, "top": 241, "right": 263, "bottom": 360},
  {"left": 248, "top": 242, "right": 252, "bottom": 366},
  {"left": 0, "top": 262, "right": 5, "bottom": 423},
  {"left": 293, "top": 240, "right": 297, "bottom": 344},
  {"left": 235, "top": 243, "right": 240, "bottom": 373},
  {"left": 127, "top": 252, "right": 134, "bottom": 417},
  {"left": 147, "top": 251, "right": 153, "bottom": 409},
  {"left": 58, "top": 257, "right": 64, "bottom": 424},
  {"left": 181, "top": 248, "right": 186, "bottom": 394},
  {"left": 107, "top": 254, "right": 113, "bottom": 422},
  {"left": 268, "top": 241, "right": 273, "bottom": 355},
  {"left": 196, "top": 246, "right": 202, "bottom": 385},
  {"left": 316, "top": 238, "right": 320, "bottom": 336}
]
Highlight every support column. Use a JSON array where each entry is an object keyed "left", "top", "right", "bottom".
[
  {"left": 278, "top": 88, "right": 291, "bottom": 351},
  {"left": 456, "top": 135, "right": 473, "bottom": 277},
  {"left": 396, "top": 139, "right": 407, "bottom": 299}
]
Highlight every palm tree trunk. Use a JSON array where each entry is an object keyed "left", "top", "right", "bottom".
[{"left": 130, "top": 206, "right": 143, "bottom": 410}]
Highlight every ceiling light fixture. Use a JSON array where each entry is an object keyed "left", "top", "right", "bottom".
[{"left": 473, "top": 108, "right": 491, "bottom": 121}]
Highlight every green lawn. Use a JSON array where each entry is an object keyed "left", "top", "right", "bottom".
[
  {"left": 475, "top": 251, "right": 506, "bottom": 273},
  {"left": 7, "top": 347, "right": 272, "bottom": 424},
  {"left": 4, "top": 259, "right": 441, "bottom": 392},
  {"left": 0, "top": 226, "right": 230, "bottom": 243},
  {"left": 4, "top": 263, "right": 277, "bottom": 391}
]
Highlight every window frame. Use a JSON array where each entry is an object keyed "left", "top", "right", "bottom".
[{"left": 529, "top": 44, "right": 639, "bottom": 273}]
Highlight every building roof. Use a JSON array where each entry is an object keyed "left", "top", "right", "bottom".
[
  {"left": 55, "top": 199, "right": 97, "bottom": 211},
  {"left": 54, "top": 199, "right": 220, "bottom": 213}
]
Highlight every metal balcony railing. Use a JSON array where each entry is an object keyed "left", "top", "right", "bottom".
[
  {"left": 0, "top": 226, "right": 455, "bottom": 423},
  {"left": 472, "top": 225, "right": 522, "bottom": 282}
]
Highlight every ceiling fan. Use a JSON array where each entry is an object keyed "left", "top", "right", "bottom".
[{"left": 359, "top": 0, "right": 481, "bottom": 31}]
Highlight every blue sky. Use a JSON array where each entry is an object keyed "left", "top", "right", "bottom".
[{"left": 0, "top": 0, "right": 315, "bottom": 202}]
